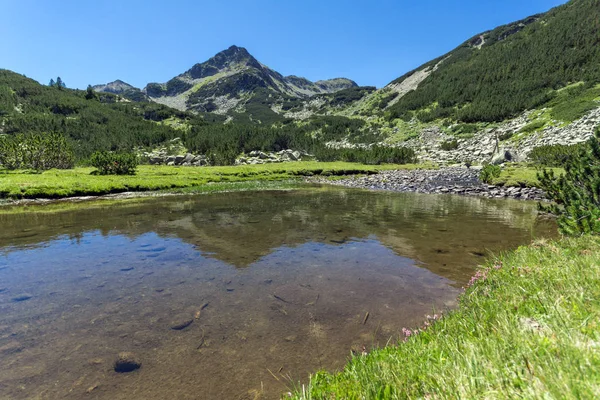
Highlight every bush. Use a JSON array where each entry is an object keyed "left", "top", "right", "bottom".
[
  {"left": 313, "top": 146, "right": 416, "bottom": 165},
  {"left": 480, "top": 164, "right": 502, "bottom": 184},
  {"left": 440, "top": 139, "right": 459, "bottom": 151},
  {"left": 538, "top": 128, "right": 600, "bottom": 235},
  {"left": 0, "top": 132, "right": 74, "bottom": 170},
  {"left": 90, "top": 151, "right": 138, "bottom": 175},
  {"left": 528, "top": 143, "right": 587, "bottom": 167},
  {"left": 498, "top": 132, "right": 514, "bottom": 141},
  {"left": 519, "top": 120, "right": 546, "bottom": 134},
  {"left": 451, "top": 123, "right": 480, "bottom": 135}
]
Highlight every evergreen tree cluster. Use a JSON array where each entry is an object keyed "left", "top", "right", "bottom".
[
  {"left": 0, "top": 132, "right": 74, "bottom": 170},
  {"left": 48, "top": 76, "right": 66, "bottom": 90},
  {"left": 386, "top": 0, "right": 600, "bottom": 123},
  {"left": 0, "top": 70, "right": 195, "bottom": 160},
  {"left": 528, "top": 142, "right": 587, "bottom": 167}
]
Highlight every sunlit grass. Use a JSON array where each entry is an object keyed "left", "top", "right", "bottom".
[
  {"left": 491, "top": 164, "right": 564, "bottom": 187},
  {"left": 291, "top": 235, "right": 600, "bottom": 399},
  {"left": 0, "top": 162, "right": 420, "bottom": 199}
]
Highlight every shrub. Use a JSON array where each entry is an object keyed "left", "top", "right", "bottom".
[
  {"left": 480, "top": 164, "right": 501, "bottom": 184},
  {"left": 0, "top": 132, "right": 74, "bottom": 170},
  {"left": 498, "top": 132, "right": 514, "bottom": 141},
  {"left": 451, "top": 123, "right": 480, "bottom": 135},
  {"left": 90, "top": 151, "right": 138, "bottom": 175},
  {"left": 313, "top": 146, "right": 416, "bottom": 165},
  {"left": 528, "top": 143, "right": 587, "bottom": 167},
  {"left": 538, "top": 128, "right": 600, "bottom": 235},
  {"left": 440, "top": 139, "right": 459, "bottom": 151},
  {"left": 519, "top": 120, "right": 546, "bottom": 134}
]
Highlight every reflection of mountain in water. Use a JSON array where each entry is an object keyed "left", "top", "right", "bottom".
[{"left": 0, "top": 188, "right": 556, "bottom": 283}]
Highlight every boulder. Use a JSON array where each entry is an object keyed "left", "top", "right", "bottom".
[
  {"left": 490, "top": 149, "right": 513, "bottom": 165},
  {"left": 149, "top": 156, "right": 163, "bottom": 165}
]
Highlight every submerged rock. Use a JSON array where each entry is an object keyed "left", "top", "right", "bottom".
[
  {"left": 0, "top": 341, "right": 23, "bottom": 354},
  {"left": 11, "top": 294, "right": 32, "bottom": 302},
  {"left": 114, "top": 352, "right": 141, "bottom": 373},
  {"left": 170, "top": 316, "right": 193, "bottom": 330}
]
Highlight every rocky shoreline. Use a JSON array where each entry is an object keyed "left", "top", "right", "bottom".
[{"left": 310, "top": 168, "right": 547, "bottom": 201}]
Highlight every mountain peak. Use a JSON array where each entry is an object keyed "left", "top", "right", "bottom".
[
  {"left": 184, "top": 45, "right": 260, "bottom": 80},
  {"left": 92, "top": 80, "right": 136, "bottom": 94}
]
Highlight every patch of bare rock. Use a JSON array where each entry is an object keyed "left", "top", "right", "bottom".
[{"left": 310, "top": 168, "right": 546, "bottom": 201}]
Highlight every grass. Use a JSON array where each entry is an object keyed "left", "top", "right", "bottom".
[
  {"left": 0, "top": 162, "right": 417, "bottom": 199},
  {"left": 491, "top": 165, "right": 564, "bottom": 187},
  {"left": 291, "top": 235, "right": 600, "bottom": 399}
]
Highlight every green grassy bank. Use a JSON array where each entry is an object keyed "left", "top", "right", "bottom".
[
  {"left": 0, "top": 162, "right": 417, "bottom": 200},
  {"left": 291, "top": 235, "right": 600, "bottom": 399},
  {"left": 492, "top": 165, "right": 564, "bottom": 188}
]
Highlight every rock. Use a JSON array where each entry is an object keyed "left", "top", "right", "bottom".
[
  {"left": 0, "top": 341, "right": 23, "bottom": 354},
  {"left": 11, "top": 294, "right": 32, "bottom": 302},
  {"left": 114, "top": 352, "right": 141, "bottom": 373},
  {"left": 86, "top": 384, "right": 100, "bottom": 394},
  {"left": 305, "top": 168, "right": 546, "bottom": 202},
  {"left": 174, "top": 155, "right": 186, "bottom": 164},
  {"left": 170, "top": 316, "right": 193, "bottom": 330},
  {"left": 490, "top": 149, "right": 512, "bottom": 165}
]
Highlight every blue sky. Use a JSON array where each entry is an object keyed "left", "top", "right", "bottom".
[{"left": 2, "top": 0, "right": 567, "bottom": 89}]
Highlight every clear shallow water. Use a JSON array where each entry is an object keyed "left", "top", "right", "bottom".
[{"left": 0, "top": 188, "right": 556, "bottom": 399}]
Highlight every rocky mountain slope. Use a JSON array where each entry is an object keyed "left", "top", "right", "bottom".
[
  {"left": 92, "top": 80, "right": 148, "bottom": 102},
  {"left": 306, "top": 0, "right": 600, "bottom": 164},
  {"left": 94, "top": 46, "right": 358, "bottom": 122},
  {"left": 145, "top": 45, "right": 357, "bottom": 119},
  {"left": 32, "top": 0, "right": 600, "bottom": 166}
]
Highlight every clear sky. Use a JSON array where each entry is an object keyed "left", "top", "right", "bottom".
[{"left": 1, "top": 0, "right": 567, "bottom": 90}]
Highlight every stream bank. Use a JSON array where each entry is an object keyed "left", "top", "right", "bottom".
[{"left": 310, "top": 167, "right": 546, "bottom": 201}]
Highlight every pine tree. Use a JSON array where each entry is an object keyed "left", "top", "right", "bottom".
[
  {"left": 49, "top": 78, "right": 55, "bottom": 87},
  {"left": 85, "top": 85, "right": 97, "bottom": 100},
  {"left": 56, "top": 77, "right": 65, "bottom": 90},
  {"left": 538, "top": 126, "right": 600, "bottom": 235}
]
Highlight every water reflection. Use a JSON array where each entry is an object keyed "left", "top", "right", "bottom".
[{"left": 0, "top": 188, "right": 555, "bottom": 399}]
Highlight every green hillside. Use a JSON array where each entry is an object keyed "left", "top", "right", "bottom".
[
  {"left": 0, "top": 70, "right": 408, "bottom": 166},
  {"left": 385, "top": 0, "right": 600, "bottom": 123},
  {"left": 0, "top": 70, "right": 196, "bottom": 159}
]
